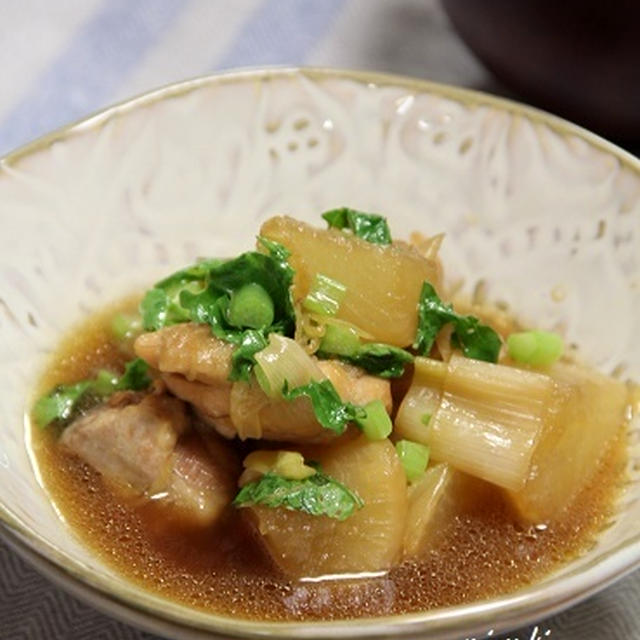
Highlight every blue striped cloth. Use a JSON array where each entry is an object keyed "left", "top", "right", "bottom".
[
  {"left": 0, "top": 0, "right": 496, "bottom": 156},
  {"left": 0, "top": 2, "right": 638, "bottom": 639}
]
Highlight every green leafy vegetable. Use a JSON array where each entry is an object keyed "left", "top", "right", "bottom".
[
  {"left": 322, "top": 207, "right": 392, "bottom": 245},
  {"left": 203, "top": 250, "right": 295, "bottom": 333},
  {"left": 233, "top": 470, "right": 363, "bottom": 520},
  {"left": 179, "top": 287, "right": 270, "bottom": 381},
  {"left": 32, "top": 381, "right": 91, "bottom": 429},
  {"left": 335, "top": 343, "right": 414, "bottom": 378},
  {"left": 317, "top": 321, "right": 413, "bottom": 378},
  {"left": 230, "top": 330, "right": 269, "bottom": 382},
  {"left": 140, "top": 286, "right": 190, "bottom": 331},
  {"left": 33, "top": 358, "right": 152, "bottom": 429},
  {"left": 139, "top": 259, "right": 224, "bottom": 332},
  {"left": 282, "top": 379, "right": 365, "bottom": 435},
  {"left": 451, "top": 323, "right": 502, "bottom": 362},
  {"left": 140, "top": 240, "right": 296, "bottom": 381},
  {"left": 117, "top": 358, "right": 153, "bottom": 391},
  {"left": 178, "top": 285, "right": 225, "bottom": 328},
  {"left": 507, "top": 330, "right": 564, "bottom": 367},
  {"left": 154, "top": 258, "right": 226, "bottom": 291},
  {"left": 257, "top": 236, "right": 295, "bottom": 281},
  {"left": 414, "top": 282, "right": 502, "bottom": 363},
  {"left": 93, "top": 370, "right": 120, "bottom": 396}
]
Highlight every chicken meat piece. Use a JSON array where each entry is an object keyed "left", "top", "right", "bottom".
[
  {"left": 159, "top": 356, "right": 392, "bottom": 443},
  {"left": 162, "top": 373, "right": 233, "bottom": 436},
  {"left": 134, "top": 323, "right": 234, "bottom": 385},
  {"left": 135, "top": 322, "right": 392, "bottom": 442},
  {"left": 60, "top": 393, "right": 239, "bottom": 527},
  {"left": 165, "top": 430, "right": 240, "bottom": 526},
  {"left": 316, "top": 360, "right": 392, "bottom": 412},
  {"left": 60, "top": 393, "right": 188, "bottom": 494}
]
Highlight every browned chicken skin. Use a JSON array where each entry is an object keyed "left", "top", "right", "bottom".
[
  {"left": 134, "top": 324, "right": 392, "bottom": 443},
  {"left": 135, "top": 323, "right": 234, "bottom": 384}
]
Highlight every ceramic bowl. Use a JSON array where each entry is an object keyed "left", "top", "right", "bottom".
[{"left": 1, "top": 67, "right": 639, "bottom": 640}]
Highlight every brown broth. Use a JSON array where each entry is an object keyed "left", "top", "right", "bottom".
[{"left": 29, "top": 301, "right": 629, "bottom": 621}]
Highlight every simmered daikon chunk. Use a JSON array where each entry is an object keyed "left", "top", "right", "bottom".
[
  {"left": 260, "top": 216, "right": 440, "bottom": 347},
  {"left": 403, "top": 463, "right": 494, "bottom": 560},
  {"left": 247, "top": 436, "right": 407, "bottom": 578},
  {"left": 506, "top": 363, "right": 629, "bottom": 523}
]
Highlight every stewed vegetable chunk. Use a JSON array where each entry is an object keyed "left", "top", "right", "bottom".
[
  {"left": 505, "top": 363, "right": 629, "bottom": 522},
  {"left": 260, "top": 216, "right": 440, "bottom": 347},
  {"left": 245, "top": 436, "right": 407, "bottom": 578},
  {"left": 395, "top": 355, "right": 555, "bottom": 491},
  {"left": 403, "top": 463, "right": 495, "bottom": 560}
]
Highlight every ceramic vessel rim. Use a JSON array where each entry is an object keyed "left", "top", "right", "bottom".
[{"left": 1, "top": 65, "right": 639, "bottom": 639}]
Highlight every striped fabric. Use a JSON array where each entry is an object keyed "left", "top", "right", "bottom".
[
  {"left": 0, "top": 0, "right": 492, "bottom": 156},
  {"left": 0, "top": 2, "right": 637, "bottom": 639}
]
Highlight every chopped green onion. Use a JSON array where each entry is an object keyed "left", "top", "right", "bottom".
[
  {"left": 226, "top": 282, "right": 275, "bottom": 330},
  {"left": 396, "top": 440, "right": 430, "bottom": 483},
  {"left": 507, "top": 330, "right": 563, "bottom": 367},
  {"left": 302, "top": 273, "right": 347, "bottom": 317},
  {"left": 254, "top": 334, "right": 325, "bottom": 398},
  {"left": 111, "top": 312, "right": 142, "bottom": 342},
  {"left": 356, "top": 399, "right": 392, "bottom": 440},
  {"left": 319, "top": 323, "right": 361, "bottom": 356}
]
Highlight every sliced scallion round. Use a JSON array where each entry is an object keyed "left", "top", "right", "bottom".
[
  {"left": 227, "top": 282, "right": 274, "bottom": 329},
  {"left": 356, "top": 399, "right": 392, "bottom": 440},
  {"left": 395, "top": 439, "right": 430, "bottom": 483},
  {"left": 507, "top": 330, "right": 563, "bottom": 367}
]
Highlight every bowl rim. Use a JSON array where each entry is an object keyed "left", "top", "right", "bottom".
[{"left": 1, "top": 65, "right": 639, "bottom": 640}]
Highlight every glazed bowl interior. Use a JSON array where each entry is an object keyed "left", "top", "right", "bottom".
[{"left": 1, "top": 68, "right": 639, "bottom": 640}]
